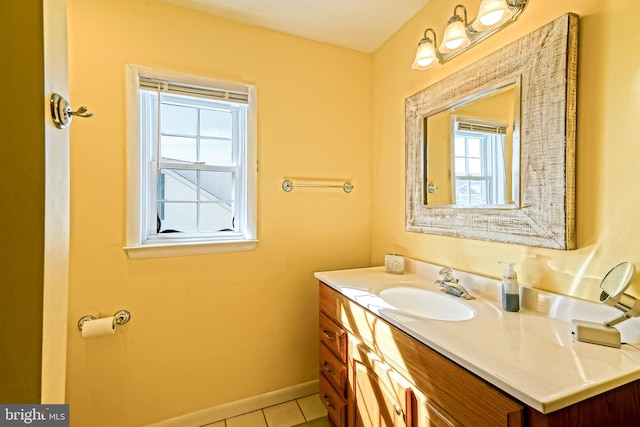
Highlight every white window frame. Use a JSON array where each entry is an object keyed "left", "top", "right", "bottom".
[
  {"left": 453, "top": 131, "right": 491, "bottom": 206},
  {"left": 451, "top": 115, "right": 508, "bottom": 206},
  {"left": 124, "top": 65, "right": 258, "bottom": 259}
]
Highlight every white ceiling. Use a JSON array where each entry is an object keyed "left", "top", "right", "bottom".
[{"left": 158, "top": 0, "right": 431, "bottom": 52}]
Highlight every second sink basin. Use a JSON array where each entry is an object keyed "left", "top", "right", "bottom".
[{"left": 376, "top": 285, "right": 477, "bottom": 321}]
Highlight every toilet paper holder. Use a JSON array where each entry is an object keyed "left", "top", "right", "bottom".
[{"left": 77, "top": 310, "right": 131, "bottom": 331}]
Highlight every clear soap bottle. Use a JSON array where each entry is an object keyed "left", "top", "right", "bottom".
[{"left": 499, "top": 261, "right": 520, "bottom": 312}]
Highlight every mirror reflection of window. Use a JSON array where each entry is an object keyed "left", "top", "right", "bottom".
[
  {"left": 453, "top": 118, "right": 507, "bottom": 206},
  {"left": 423, "top": 81, "right": 518, "bottom": 207}
]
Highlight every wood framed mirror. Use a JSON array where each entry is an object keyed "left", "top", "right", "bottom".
[{"left": 405, "top": 13, "right": 578, "bottom": 249}]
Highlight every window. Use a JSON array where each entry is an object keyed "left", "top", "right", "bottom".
[
  {"left": 125, "top": 66, "right": 257, "bottom": 258},
  {"left": 452, "top": 117, "right": 507, "bottom": 206},
  {"left": 454, "top": 132, "right": 489, "bottom": 206}
]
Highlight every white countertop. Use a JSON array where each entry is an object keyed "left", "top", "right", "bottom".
[{"left": 315, "top": 258, "right": 640, "bottom": 414}]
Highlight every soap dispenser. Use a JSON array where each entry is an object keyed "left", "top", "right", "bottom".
[{"left": 499, "top": 261, "right": 520, "bottom": 312}]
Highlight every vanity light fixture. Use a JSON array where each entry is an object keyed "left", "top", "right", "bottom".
[{"left": 411, "top": 0, "right": 528, "bottom": 68}]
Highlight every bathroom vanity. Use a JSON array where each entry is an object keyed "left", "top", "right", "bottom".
[{"left": 316, "top": 260, "right": 640, "bottom": 426}]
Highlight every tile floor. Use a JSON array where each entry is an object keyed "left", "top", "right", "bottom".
[{"left": 202, "top": 393, "right": 331, "bottom": 427}]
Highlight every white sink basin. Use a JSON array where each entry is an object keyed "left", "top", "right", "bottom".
[{"left": 377, "top": 285, "right": 476, "bottom": 321}]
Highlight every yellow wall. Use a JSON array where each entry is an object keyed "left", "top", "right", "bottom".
[
  {"left": 372, "top": 0, "right": 640, "bottom": 301},
  {"left": 0, "top": 0, "right": 45, "bottom": 404},
  {"left": 426, "top": 110, "right": 452, "bottom": 204},
  {"left": 66, "top": 0, "right": 640, "bottom": 424},
  {"left": 66, "top": 0, "right": 371, "bottom": 425},
  {"left": 3, "top": 0, "right": 69, "bottom": 406}
]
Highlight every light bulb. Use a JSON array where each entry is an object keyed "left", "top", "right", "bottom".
[
  {"left": 441, "top": 20, "right": 470, "bottom": 52},
  {"left": 416, "top": 56, "right": 435, "bottom": 68},
  {"left": 445, "top": 38, "right": 464, "bottom": 50},
  {"left": 477, "top": 0, "right": 512, "bottom": 29},
  {"left": 480, "top": 10, "right": 505, "bottom": 26}
]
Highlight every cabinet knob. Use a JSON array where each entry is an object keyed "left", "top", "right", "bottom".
[
  {"left": 322, "top": 361, "right": 336, "bottom": 375},
  {"left": 322, "top": 393, "right": 336, "bottom": 409},
  {"left": 322, "top": 329, "right": 336, "bottom": 341}
]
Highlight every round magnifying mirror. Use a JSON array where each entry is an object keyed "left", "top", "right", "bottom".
[{"left": 600, "top": 262, "right": 635, "bottom": 302}]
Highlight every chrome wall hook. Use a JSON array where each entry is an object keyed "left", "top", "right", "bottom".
[
  {"left": 70, "top": 105, "right": 93, "bottom": 118},
  {"left": 50, "top": 93, "right": 94, "bottom": 129}
]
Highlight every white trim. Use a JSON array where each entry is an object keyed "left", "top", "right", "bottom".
[
  {"left": 124, "top": 239, "right": 258, "bottom": 259},
  {"left": 143, "top": 380, "right": 319, "bottom": 427},
  {"left": 125, "top": 64, "right": 142, "bottom": 249},
  {"left": 245, "top": 85, "right": 258, "bottom": 242},
  {"left": 41, "top": 0, "right": 70, "bottom": 403}
]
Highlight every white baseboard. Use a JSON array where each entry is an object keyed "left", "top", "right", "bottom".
[{"left": 145, "top": 380, "right": 319, "bottom": 427}]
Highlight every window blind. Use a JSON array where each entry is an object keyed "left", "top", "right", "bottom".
[
  {"left": 457, "top": 121, "right": 507, "bottom": 135},
  {"left": 139, "top": 76, "right": 249, "bottom": 104}
]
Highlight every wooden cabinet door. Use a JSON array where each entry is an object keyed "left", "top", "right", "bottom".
[
  {"left": 412, "top": 388, "right": 460, "bottom": 427},
  {"left": 353, "top": 358, "right": 412, "bottom": 427}
]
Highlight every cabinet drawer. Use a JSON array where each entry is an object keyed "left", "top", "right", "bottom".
[
  {"left": 320, "top": 342, "right": 347, "bottom": 397},
  {"left": 320, "top": 372, "right": 347, "bottom": 427},
  {"left": 320, "top": 312, "right": 347, "bottom": 362},
  {"left": 320, "top": 282, "right": 345, "bottom": 326}
]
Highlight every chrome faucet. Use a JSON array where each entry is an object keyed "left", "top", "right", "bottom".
[{"left": 435, "top": 267, "right": 475, "bottom": 300}]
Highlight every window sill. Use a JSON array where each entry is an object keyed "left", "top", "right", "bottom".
[{"left": 124, "top": 239, "right": 258, "bottom": 259}]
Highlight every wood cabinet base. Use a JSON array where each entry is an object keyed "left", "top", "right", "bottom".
[{"left": 319, "top": 281, "right": 640, "bottom": 426}]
